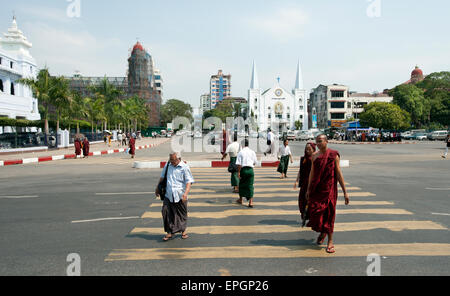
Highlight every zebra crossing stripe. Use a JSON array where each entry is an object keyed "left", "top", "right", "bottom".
[
  {"left": 141, "top": 208, "right": 413, "bottom": 219},
  {"left": 130, "top": 221, "right": 446, "bottom": 235},
  {"left": 105, "top": 243, "right": 450, "bottom": 261}
]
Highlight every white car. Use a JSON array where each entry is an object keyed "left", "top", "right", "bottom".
[{"left": 286, "top": 131, "right": 296, "bottom": 141}]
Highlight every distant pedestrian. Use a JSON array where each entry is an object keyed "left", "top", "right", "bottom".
[
  {"left": 306, "top": 134, "right": 349, "bottom": 254},
  {"left": 236, "top": 138, "right": 258, "bottom": 208},
  {"left": 155, "top": 152, "right": 194, "bottom": 241},
  {"left": 264, "top": 128, "right": 275, "bottom": 156},
  {"left": 108, "top": 134, "right": 112, "bottom": 147},
  {"left": 222, "top": 133, "right": 241, "bottom": 193},
  {"left": 122, "top": 132, "right": 127, "bottom": 146},
  {"left": 442, "top": 134, "right": 450, "bottom": 159},
  {"left": 129, "top": 134, "right": 136, "bottom": 158},
  {"left": 277, "top": 139, "right": 293, "bottom": 179},
  {"left": 74, "top": 138, "right": 82, "bottom": 158},
  {"left": 82, "top": 137, "right": 90, "bottom": 158},
  {"left": 294, "top": 142, "right": 316, "bottom": 226},
  {"left": 118, "top": 132, "right": 123, "bottom": 147}
]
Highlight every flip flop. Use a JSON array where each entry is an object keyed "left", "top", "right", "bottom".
[
  {"left": 162, "top": 235, "right": 173, "bottom": 241},
  {"left": 181, "top": 234, "right": 189, "bottom": 239},
  {"left": 316, "top": 233, "right": 326, "bottom": 245},
  {"left": 326, "top": 246, "right": 336, "bottom": 254},
  {"left": 248, "top": 204, "right": 254, "bottom": 208}
]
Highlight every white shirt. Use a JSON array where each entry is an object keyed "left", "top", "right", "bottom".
[
  {"left": 236, "top": 147, "right": 258, "bottom": 168},
  {"left": 279, "top": 145, "right": 291, "bottom": 157},
  {"left": 160, "top": 161, "right": 195, "bottom": 203},
  {"left": 225, "top": 142, "right": 241, "bottom": 158},
  {"left": 267, "top": 132, "right": 274, "bottom": 141}
]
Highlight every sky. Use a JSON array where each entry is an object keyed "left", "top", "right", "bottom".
[{"left": 1, "top": 0, "right": 449, "bottom": 108}]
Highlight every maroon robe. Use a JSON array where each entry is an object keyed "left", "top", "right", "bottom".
[
  {"left": 129, "top": 137, "right": 136, "bottom": 155},
  {"left": 74, "top": 140, "right": 81, "bottom": 156},
  {"left": 298, "top": 142, "right": 316, "bottom": 218},
  {"left": 307, "top": 149, "right": 340, "bottom": 234},
  {"left": 82, "top": 139, "right": 90, "bottom": 157}
]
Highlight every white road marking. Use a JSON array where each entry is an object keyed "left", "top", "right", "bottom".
[
  {"left": 426, "top": 188, "right": 450, "bottom": 191},
  {"left": 71, "top": 216, "right": 140, "bottom": 223},
  {"left": 0, "top": 195, "right": 38, "bottom": 199},
  {"left": 431, "top": 213, "right": 450, "bottom": 216},
  {"left": 96, "top": 192, "right": 152, "bottom": 196}
]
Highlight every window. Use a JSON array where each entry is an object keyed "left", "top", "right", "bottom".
[
  {"left": 331, "top": 90, "right": 344, "bottom": 98},
  {"left": 0, "top": 57, "right": 2, "bottom": 65},
  {"left": 330, "top": 101, "right": 345, "bottom": 108},
  {"left": 10, "top": 61, "right": 14, "bottom": 69},
  {"left": 347, "top": 102, "right": 351, "bottom": 109},
  {"left": 268, "top": 114, "right": 271, "bottom": 119},
  {"left": 0, "top": 79, "right": 3, "bottom": 92},
  {"left": 299, "top": 115, "right": 303, "bottom": 119},
  {"left": 330, "top": 113, "right": 345, "bottom": 119},
  {"left": 10, "top": 82, "right": 15, "bottom": 95}
]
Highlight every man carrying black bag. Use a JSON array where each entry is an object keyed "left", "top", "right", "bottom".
[
  {"left": 222, "top": 133, "right": 241, "bottom": 193},
  {"left": 155, "top": 152, "right": 195, "bottom": 241}
]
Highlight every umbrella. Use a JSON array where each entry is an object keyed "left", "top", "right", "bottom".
[{"left": 104, "top": 130, "right": 112, "bottom": 134}]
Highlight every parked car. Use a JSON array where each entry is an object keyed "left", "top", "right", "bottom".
[
  {"left": 286, "top": 130, "right": 296, "bottom": 141},
  {"left": 428, "top": 130, "right": 448, "bottom": 141},
  {"left": 412, "top": 132, "right": 427, "bottom": 141},
  {"left": 298, "top": 131, "right": 314, "bottom": 141},
  {"left": 401, "top": 131, "right": 414, "bottom": 140}
]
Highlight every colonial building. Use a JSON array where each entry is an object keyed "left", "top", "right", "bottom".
[
  {"left": 248, "top": 61, "right": 308, "bottom": 132},
  {"left": 309, "top": 84, "right": 393, "bottom": 129},
  {"left": 0, "top": 17, "right": 40, "bottom": 132},
  {"left": 66, "top": 41, "right": 163, "bottom": 127}
]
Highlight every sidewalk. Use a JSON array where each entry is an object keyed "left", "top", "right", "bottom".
[
  {"left": 0, "top": 137, "right": 170, "bottom": 166},
  {"left": 328, "top": 140, "right": 418, "bottom": 145}
]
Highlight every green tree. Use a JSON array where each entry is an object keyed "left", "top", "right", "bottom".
[
  {"left": 416, "top": 71, "right": 450, "bottom": 127},
  {"left": 389, "top": 84, "right": 428, "bottom": 127},
  {"left": 161, "top": 99, "right": 193, "bottom": 126},
  {"left": 89, "top": 77, "right": 124, "bottom": 130},
  {"left": 294, "top": 120, "right": 302, "bottom": 130},
  {"left": 49, "top": 76, "right": 73, "bottom": 145},
  {"left": 359, "top": 102, "right": 411, "bottom": 130}
]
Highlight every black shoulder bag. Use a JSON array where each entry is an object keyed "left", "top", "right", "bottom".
[{"left": 158, "top": 163, "right": 169, "bottom": 201}]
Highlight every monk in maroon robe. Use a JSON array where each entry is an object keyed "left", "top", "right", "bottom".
[
  {"left": 294, "top": 142, "right": 316, "bottom": 224},
  {"left": 129, "top": 136, "right": 136, "bottom": 158},
  {"left": 306, "top": 134, "right": 349, "bottom": 254},
  {"left": 74, "top": 139, "right": 81, "bottom": 157},
  {"left": 82, "top": 138, "right": 90, "bottom": 158}
]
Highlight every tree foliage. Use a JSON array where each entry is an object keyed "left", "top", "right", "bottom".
[
  {"left": 161, "top": 99, "right": 193, "bottom": 126},
  {"left": 359, "top": 102, "right": 411, "bottom": 130}
]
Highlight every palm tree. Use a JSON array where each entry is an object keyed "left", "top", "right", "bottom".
[
  {"left": 49, "top": 76, "right": 72, "bottom": 147},
  {"left": 70, "top": 92, "right": 88, "bottom": 135},
  {"left": 89, "top": 77, "right": 124, "bottom": 131},
  {"left": 17, "top": 68, "right": 51, "bottom": 143}
]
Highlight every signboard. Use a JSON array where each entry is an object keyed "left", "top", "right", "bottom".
[
  {"left": 312, "top": 115, "right": 317, "bottom": 128},
  {"left": 331, "top": 120, "right": 346, "bottom": 127}
]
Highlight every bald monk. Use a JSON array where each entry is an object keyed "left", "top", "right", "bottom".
[
  {"left": 306, "top": 134, "right": 349, "bottom": 254},
  {"left": 74, "top": 138, "right": 82, "bottom": 158}
]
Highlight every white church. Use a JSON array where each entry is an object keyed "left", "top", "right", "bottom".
[
  {"left": 0, "top": 16, "right": 40, "bottom": 133},
  {"left": 248, "top": 61, "right": 308, "bottom": 132}
]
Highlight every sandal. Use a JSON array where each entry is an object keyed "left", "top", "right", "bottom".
[
  {"left": 326, "top": 246, "right": 336, "bottom": 254},
  {"left": 181, "top": 234, "right": 189, "bottom": 239},
  {"left": 236, "top": 199, "right": 243, "bottom": 205},
  {"left": 162, "top": 234, "right": 173, "bottom": 241},
  {"left": 316, "top": 233, "right": 326, "bottom": 245}
]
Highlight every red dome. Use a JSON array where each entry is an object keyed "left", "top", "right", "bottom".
[
  {"left": 411, "top": 66, "right": 423, "bottom": 76},
  {"left": 132, "top": 42, "right": 144, "bottom": 52}
]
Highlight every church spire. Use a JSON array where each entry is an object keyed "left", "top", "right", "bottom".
[
  {"left": 250, "top": 60, "right": 259, "bottom": 90},
  {"left": 294, "top": 60, "right": 304, "bottom": 90}
]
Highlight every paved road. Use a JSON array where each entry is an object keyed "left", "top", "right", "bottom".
[{"left": 0, "top": 141, "right": 449, "bottom": 275}]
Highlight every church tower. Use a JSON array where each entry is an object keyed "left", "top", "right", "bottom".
[
  {"left": 248, "top": 61, "right": 261, "bottom": 126},
  {"left": 292, "top": 61, "right": 308, "bottom": 130}
]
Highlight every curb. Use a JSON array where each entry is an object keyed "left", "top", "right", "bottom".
[
  {"left": 0, "top": 141, "right": 169, "bottom": 167},
  {"left": 329, "top": 141, "right": 417, "bottom": 145},
  {"left": 133, "top": 160, "right": 350, "bottom": 169}
]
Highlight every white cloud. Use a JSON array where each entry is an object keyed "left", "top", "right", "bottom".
[{"left": 246, "top": 7, "right": 309, "bottom": 42}]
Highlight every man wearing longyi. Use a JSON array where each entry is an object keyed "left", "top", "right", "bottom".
[{"left": 306, "top": 134, "right": 350, "bottom": 254}]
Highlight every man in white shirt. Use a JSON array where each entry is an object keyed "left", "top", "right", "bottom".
[
  {"left": 277, "top": 139, "right": 293, "bottom": 179},
  {"left": 264, "top": 128, "right": 276, "bottom": 157},
  {"left": 236, "top": 138, "right": 258, "bottom": 208},
  {"left": 155, "top": 152, "right": 195, "bottom": 241},
  {"left": 222, "top": 133, "right": 242, "bottom": 193}
]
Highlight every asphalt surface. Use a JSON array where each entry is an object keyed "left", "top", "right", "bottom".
[{"left": 0, "top": 139, "right": 449, "bottom": 275}]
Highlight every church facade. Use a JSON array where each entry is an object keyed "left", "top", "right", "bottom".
[{"left": 247, "top": 61, "right": 308, "bottom": 132}]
